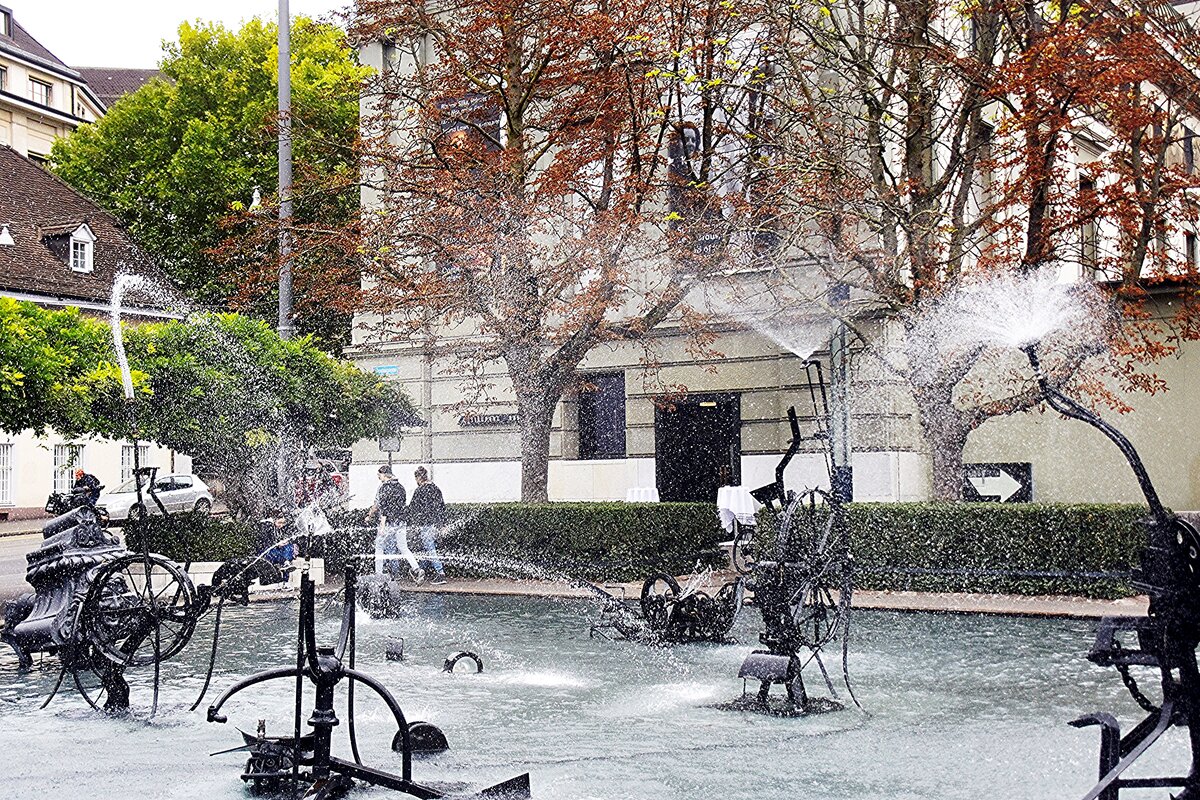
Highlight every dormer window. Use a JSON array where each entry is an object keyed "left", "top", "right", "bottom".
[
  {"left": 0, "top": 10, "right": 10, "bottom": 38},
  {"left": 69, "top": 224, "right": 95, "bottom": 272}
]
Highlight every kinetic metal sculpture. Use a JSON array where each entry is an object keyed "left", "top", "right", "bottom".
[
  {"left": 722, "top": 361, "right": 860, "bottom": 715},
  {"left": 1023, "top": 345, "right": 1200, "bottom": 800},
  {"left": 587, "top": 570, "right": 744, "bottom": 644},
  {"left": 207, "top": 566, "right": 531, "bottom": 800},
  {"left": 2, "top": 466, "right": 282, "bottom": 713}
]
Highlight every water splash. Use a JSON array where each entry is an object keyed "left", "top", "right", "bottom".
[
  {"left": 108, "top": 271, "right": 181, "bottom": 400},
  {"left": 692, "top": 272, "right": 834, "bottom": 360}
]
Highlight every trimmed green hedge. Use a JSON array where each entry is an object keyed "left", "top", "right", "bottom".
[
  {"left": 759, "top": 502, "right": 1149, "bottom": 599},
  {"left": 326, "top": 502, "right": 725, "bottom": 582},
  {"left": 123, "top": 514, "right": 255, "bottom": 564}
]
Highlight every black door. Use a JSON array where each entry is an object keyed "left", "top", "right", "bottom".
[{"left": 655, "top": 394, "right": 741, "bottom": 503}]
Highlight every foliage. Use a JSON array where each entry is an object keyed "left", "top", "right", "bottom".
[
  {"left": 758, "top": 502, "right": 1148, "bottom": 599},
  {"left": 85, "top": 313, "right": 414, "bottom": 517},
  {"left": 124, "top": 514, "right": 256, "bottom": 563},
  {"left": 0, "top": 298, "right": 111, "bottom": 436},
  {"left": 50, "top": 17, "right": 369, "bottom": 349},
  {"left": 325, "top": 502, "right": 726, "bottom": 582},
  {"left": 351, "top": 0, "right": 772, "bottom": 500},
  {"left": 0, "top": 299, "right": 411, "bottom": 518},
  {"left": 753, "top": 0, "right": 1200, "bottom": 498}
]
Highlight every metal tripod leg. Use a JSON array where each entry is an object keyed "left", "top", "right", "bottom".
[{"left": 1069, "top": 713, "right": 1121, "bottom": 800}]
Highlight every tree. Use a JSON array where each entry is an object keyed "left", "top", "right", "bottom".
[
  {"left": 0, "top": 299, "right": 412, "bottom": 518},
  {"left": 50, "top": 17, "right": 369, "bottom": 350},
  {"left": 352, "top": 0, "right": 774, "bottom": 501},
  {"left": 0, "top": 298, "right": 110, "bottom": 436},
  {"left": 755, "top": 0, "right": 1200, "bottom": 498}
]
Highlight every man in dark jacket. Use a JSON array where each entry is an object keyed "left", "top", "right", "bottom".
[
  {"left": 408, "top": 466, "right": 447, "bottom": 585},
  {"left": 366, "top": 465, "right": 422, "bottom": 581},
  {"left": 73, "top": 468, "right": 101, "bottom": 504}
]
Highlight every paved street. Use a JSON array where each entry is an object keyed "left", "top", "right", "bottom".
[{"left": 0, "top": 533, "right": 38, "bottom": 604}]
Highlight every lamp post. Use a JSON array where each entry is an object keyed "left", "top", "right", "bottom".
[{"left": 277, "top": 0, "right": 294, "bottom": 340}]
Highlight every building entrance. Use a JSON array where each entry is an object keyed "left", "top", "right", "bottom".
[{"left": 655, "top": 394, "right": 741, "bottom": 503}]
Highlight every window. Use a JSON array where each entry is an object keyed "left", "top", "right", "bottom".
[
  {"left": 0, "top": 10, "right": 9, "bottom": 38},
  {"left": 53, "top": 443, "right": 84, "bottom": 494},
  {"left": 1186, "top": 232, "right": 1197, "bottom": 270},
  {"left": 1080, "top": 177, "right": 1099, "bottom": 277},
  {"left": 29, "top": 78, "right": 51, "bottom": 107},
  {"left": 0, "top": 66, "right": 7, "bottom": 92},
  {"left": 1186, "top": 128, "right": 1196, "bottom": 175},
  {"left": 69, "top": 224, "right": 95, "bottom": 272},
  {"left": 578, "top": 372, "right": 626, "bottom": 460},
  {"left": 120, "top": 443, "right": 148, "bottom": 482},
  {"left": 0, "top": 443, "right": 12, "bottom": 506}
]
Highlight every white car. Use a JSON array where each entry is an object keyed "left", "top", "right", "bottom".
[{"left": 97, "top": 473, "right": 215, "bottom": 522}]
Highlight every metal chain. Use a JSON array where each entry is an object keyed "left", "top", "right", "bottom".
[{"left": 1115, "top": 658, "right": 1161, "bottom": 714}]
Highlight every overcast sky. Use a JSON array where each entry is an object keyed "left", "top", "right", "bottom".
[{"left": 15, "top": 1, "right": 351, "bottom": 69}]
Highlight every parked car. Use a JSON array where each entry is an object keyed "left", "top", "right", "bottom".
[{"left": 97, "top": 473, "right": 214, "bottom": 523}]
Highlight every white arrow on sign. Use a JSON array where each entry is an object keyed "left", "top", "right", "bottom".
[{"left": 968, "top": 470, "right": 1022, "bottom": 502}]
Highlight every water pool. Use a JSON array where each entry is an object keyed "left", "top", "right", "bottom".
[{"left": 0, "top": 592, "right": 1184, "bottom": 799}]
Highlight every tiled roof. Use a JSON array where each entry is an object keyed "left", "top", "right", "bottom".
[
  {"left": 0, "top": 14, "right": 70, "bottom": 72},
  {"left": 76, "top": 68, "right": 163, "bottom": 108},
  {"left": 0, "top": 145, "right": 175, "bottom": 309}
]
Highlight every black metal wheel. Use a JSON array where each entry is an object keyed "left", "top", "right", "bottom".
[
  {"left": 79, "top": 553, "right": 199, "bottom": 668},
  {"left": 731, "top": 521, "right": 757, "bottom": 575},
  {"left": 640, "top": 573, "right": 681, "bottom": 632},
  {"left": 776, "top": 490, "right": 849, "bottom": 650}
]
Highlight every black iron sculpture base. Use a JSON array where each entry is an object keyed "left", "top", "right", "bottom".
[{"left": 207, "top": 567, "right": 531, "bottom": 800}]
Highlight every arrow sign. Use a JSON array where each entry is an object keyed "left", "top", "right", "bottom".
[{"left": 962, "top": 462, "right": 1033, "bottom": 503}]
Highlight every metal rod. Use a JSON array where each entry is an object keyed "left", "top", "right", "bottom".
[{"left": 277, "top": 0, "right": 294, "bottom": 340}]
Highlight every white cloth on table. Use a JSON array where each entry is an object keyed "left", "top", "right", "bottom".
[
  {"left": 716, "top": 485, "right": 760, "bottom": 533},
  {"left": 625, "top": 487, "right": 660, "bottom": 503}
]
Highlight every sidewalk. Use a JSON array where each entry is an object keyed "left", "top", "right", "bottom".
[
  {"left": 389, "top": 575, "right": 1150, "bottom": 619},
  {"left": 0, "top": 518, "right": 44, "bottom": 538}
]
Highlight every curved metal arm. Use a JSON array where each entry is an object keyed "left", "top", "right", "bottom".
[
  {"left": 206, "top": 667, "right": 303, "bottom": 723},
  {"left": 345, "top": 668, "right": 412, "bottom": 782},
  {"left": 1023, "top": 345, "right": 1168, "bottom": 523}
]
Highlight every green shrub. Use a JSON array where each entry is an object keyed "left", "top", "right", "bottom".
[
  {"left": 758, "top": 502, "right": 1148, "bottom": 599},
  {"left": 327, "top": 502, "right": 725, "bottom": 582},
  {"left": 123, "top": 513, "right": 255, "bottom": 564}
]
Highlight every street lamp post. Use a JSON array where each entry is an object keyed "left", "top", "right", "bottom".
[{"left": 277, "top": 0, "right": 294, "bottom": 340}]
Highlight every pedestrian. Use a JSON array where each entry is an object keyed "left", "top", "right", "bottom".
[
  {"left": 365, "top": 465, "right": 424, "bottom": 583},
  {"left": 407, "top": 466, "right": 447, "bottom": 585},
  {"left": 73, "top": 468, "right": 101, "bottom": 505}
]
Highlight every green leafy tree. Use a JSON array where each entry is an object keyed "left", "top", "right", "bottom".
[
  {"left": 50, "top": 17, "right": 369, "bottom": 349},
  {"left": 0, "top": 300, "right": 411, "bottom": 517}
]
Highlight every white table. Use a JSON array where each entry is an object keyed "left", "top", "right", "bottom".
[
  {"left": 716, "top": 485, "right": 760, "bottom": 533},
  {"left": 625, "top": 487, "right": 660, "bottom": 503}
]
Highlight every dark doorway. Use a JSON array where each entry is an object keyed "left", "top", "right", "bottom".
[{"left": 655, "top": 394, "right": 740, "bottom": 503}]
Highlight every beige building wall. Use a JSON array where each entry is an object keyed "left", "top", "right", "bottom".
[{"left": 0, "top": 49, "right": 101, "bottom": 160}]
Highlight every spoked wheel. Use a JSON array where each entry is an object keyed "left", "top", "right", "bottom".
[
  {"left": 79, "top": 553, "right": 199, "bottom": 668},
  {"left": 776, "top": 490, "right": 850, "bottom": 650},
  {"left": 67, "top": 643, "right": 131, "bottom": 714},
  {"left": 731, "top": 520, "right": 757, "bottom": 575},
  {"left": 640, "top": 573, "right": 681, "bottom": 632}
]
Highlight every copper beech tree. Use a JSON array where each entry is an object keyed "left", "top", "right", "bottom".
[
  {"left": 351, "top": 0, "right": 778, "bottom": 501},
  {"left": 756, "top": 0, "right": 1200, "bottom": 498}
]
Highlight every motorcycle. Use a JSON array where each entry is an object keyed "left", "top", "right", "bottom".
[{"left": 45, "top": 485, "right": 109, "bottom": 527}]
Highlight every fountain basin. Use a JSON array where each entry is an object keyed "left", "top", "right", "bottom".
[{"left": 0, "top": 592, "right": 1185, "bottom": 799}]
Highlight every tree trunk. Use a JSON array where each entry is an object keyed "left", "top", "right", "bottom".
[
  {"left": 515, "top": 391, "right": 554, "bottom": 502},
  {"left": 915, "top": 390, "right": 973, "bottom": 501}
]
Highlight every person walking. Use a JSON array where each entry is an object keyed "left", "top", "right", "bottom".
[
  {"left": 365, "top": 465, "right": 424, "bottom": 583},
  {"left": 407, "top": 466, "right": 447, "bottom": 585}
]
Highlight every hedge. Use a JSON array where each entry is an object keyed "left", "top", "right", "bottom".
[
  {"left": 325, "top": 502, "right": 725, "bottom": 582},
  {"left": 123, "top": 514, "right": 256, "bottom": 564},
  {"left": 759, "top": 502, "right": 1149, "bottom": 599},
  {"left": 121, "top": 501, "right": 1153, "bottom": 599}
]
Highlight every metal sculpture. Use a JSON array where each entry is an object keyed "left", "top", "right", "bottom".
[
  {"left": 1022, "top": 345, "right": 1200, "bottom": 800},
  {"left": 2, "top": 466, "right": 282, "bottom": 713},
  {"left": 206, "top": 565, "right": 531, "bottom": 800},
  {"left": 586, "top": 569, "right": 744, "bottom": 644},
  {"left": 720, "top": 360, "right": 860, "bottom": 715}
]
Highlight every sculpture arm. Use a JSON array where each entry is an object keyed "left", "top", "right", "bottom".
[{"left": 206, "top": 667, "right": 303, "bottom": 723}]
